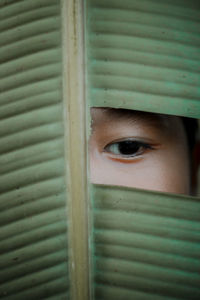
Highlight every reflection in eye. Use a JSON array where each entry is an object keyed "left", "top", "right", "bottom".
[{"left": 104, "top": 139, "right": 153, "bottom": 158}]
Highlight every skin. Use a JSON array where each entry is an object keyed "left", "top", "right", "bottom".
[{"left": 89, "top": 108, "right": 191, "bottom": 195}]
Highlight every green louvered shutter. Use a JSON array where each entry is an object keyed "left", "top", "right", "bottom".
[
  {"left": 86, "top": 0, "right": 200, "bottom": 299},
  {"left": 0, "top": 1, "right": 69, "bottom": 299},
  {"left": 0, "top": 1, "right": 200, "bottom": 300},
  {"left": 87, "top": 0, "right": 200, "bottom": 118}
]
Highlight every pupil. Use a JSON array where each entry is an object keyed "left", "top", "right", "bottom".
[{"left": 118, "top": 141, "right": 140, "bottom": 155}]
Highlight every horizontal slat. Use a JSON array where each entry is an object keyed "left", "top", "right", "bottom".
[
  {"left": 0, "top": 207, "right": 66, "bottom": 244},
  {"left": 0, "top": 77, "right": 61, "bottom": 106},
  {"left": 96, "top": 257, "right": 200, "bottom": 288},
  {"left": 0, "top": 1, "right": 69, "bottom": 299},
  {"left": 0, "top": 263, "right": 68, "bottom": 298},
  {"left": 0, "top": 91, "right": 61, "bottom": 121},
  {"left": 94, "top": 187, "right": 200, "bottom": 222},
  {"left": 92, "top": 184, "right": 200, "bottom": 299},
  {"left": 0, "top": 194, "right": 66, "bottom": 229},
  {"left": 0, "top": 249, "right": 68, "bottom": 283},
  {"left": 96, "top": 270, "right": 200, "bottom": 299},
  {"left": 0, "top": 138, "right": 63, "bottom": 175},
  {"left": 95, "top": 284, "right": 177, "bottom": 300},
  {"left": 95, "top": 243, "right": 200, "bottom": 273},
  {"left": 91, "top": 7, "right": 200, "bottom": 34},
  {"left": 0, "top": 122, "right": 63, "bottom": 155},
  {"left": 0, "top": 48, "right": 61, "bottom": 79},
  {"left": 0, "top": 224, "right": 67, "bottom": 263},
  {"left": 4, "top": 278, "right": 70, "bottom": 300},
  {"left": 0, "top": 6, "right": 58, "bottom": 32},
  {"left": 0, "top": 63, "right": 61, "bottom": 94},
  {"left": 0, "top": 104, "right": 62, "bottom": 137},
  {"left": 90, "top": 0, "right": 200, "bottom": 21},
  {"left": 90, "top": 47, "right": 200, "bottom": 73},
  {"left": 90, "top": 33, "right": 200, "bottom": 63},
  {"left": 0, "top": 17, "right": 60, "bottom": 47},
  {"left": 95, "top": 210, "right": 200, "bottom": 243},
  {"left": 87, "top": 0, "right": 200, "bottom": 117},
  {"left": 91, "top": 21, "right": 200, "bottom": 47},
  {"left": 0, "top": 158, "right": 64, "bottom": 194},
  {"left": 90, "top": 88, "right": 200, "bottom": 118},
  {"left": 91, "top": 73, "right": 199, "bottom": 100},
  {"left": 0, "top": 0, "right": 58, "bottom": 19},
  {"left": 95, "top": 229, "right": 200, "bottom": 259},
  {"left": 0, "top": 31, "right": 60, "bottom": 65}
]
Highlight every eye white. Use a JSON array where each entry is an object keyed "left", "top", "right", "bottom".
[{"left": 105, "top": 140, "right": 144, "bottom": 157}]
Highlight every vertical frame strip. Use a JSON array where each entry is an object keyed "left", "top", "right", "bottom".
[{"left": 62, "top": 0, "right": 90, "bottom": 299}]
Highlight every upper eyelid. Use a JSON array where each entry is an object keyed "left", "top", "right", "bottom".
[
  {"left": 102, "top": 135, "right": 157, "bottom": 145},
  {"left": 104, "top": 139, "right": 153, "bottom": 149},
  {"left": 104, "top": 137, "right": 161, "bottom": 149},
  {"left": 106, "top": 137, "right": 145, "bottom": 144}
]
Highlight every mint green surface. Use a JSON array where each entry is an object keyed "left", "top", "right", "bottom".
[
  {"left": 86, "top": 0, "right": 200, "bottom": 118},
  {"left": 0, "top": 0, "right": 69, "bottom": 299},
  {"left": 86, "top": 1, "right": 200, "bottom": 299},
  {"left": 92, "top": 184, "right": 200, "bottom": 299},
  {"left": 1, "top": 1, "right": 200, "bottom": 300}
]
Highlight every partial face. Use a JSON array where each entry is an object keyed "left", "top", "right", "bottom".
[{"left": 89, "top": 108, "right": 191, "bottom": 195}]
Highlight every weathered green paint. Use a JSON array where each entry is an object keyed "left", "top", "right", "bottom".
[
  {"left": 91, "top": 184, "right": 200, "bottom": 299},
  {"left": 86, "top": 0, "right": 200, "bottom": 118},
  {"left": 86, "top": 0, "right": 200, "bottom": 299},
  {"left": 0, "top": 0, "right": 69, "bottom": 299},
  {"left": 0, "top": 0, "right": 200, "bottom": 300}
]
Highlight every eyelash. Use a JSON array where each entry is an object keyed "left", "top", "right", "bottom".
[{"left": 104, "top": 139, "right": 153, "bottom": 159}]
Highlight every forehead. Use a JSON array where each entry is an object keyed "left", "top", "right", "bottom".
[{"left": 91, "top": 107, "right": 183, "bottom": 133}]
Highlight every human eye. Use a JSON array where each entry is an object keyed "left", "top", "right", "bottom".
[{"left": 104, "top": 138, "right": 154, "bottom": 160}]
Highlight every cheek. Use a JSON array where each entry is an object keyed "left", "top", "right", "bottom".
[
  {"left": 90, "top": 146, "right": 190, "bottom": 195},
  {"left": 133, "top": 151, "right": 190, "bottom": 194}
]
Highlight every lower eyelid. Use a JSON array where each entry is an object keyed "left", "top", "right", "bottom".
[{"left": 105, "top": 153, "right": 144, "bottom": 164}]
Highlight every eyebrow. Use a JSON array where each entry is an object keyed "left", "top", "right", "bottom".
[{"left": 95, "top": 107, "right": 169, "bottom": 130}]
